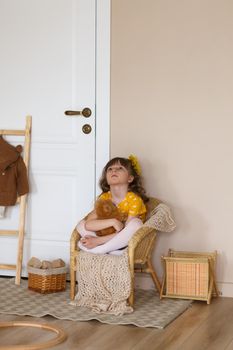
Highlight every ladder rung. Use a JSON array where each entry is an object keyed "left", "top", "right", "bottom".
[
  {"left": 0, "top": 230, "right": 18, "bottom": 236},
  {"left": 0, "top": 264, "right": 16, "bottom": 270},
  {"left": 0, "top": 129, "right": 26, "bottom": 136}
]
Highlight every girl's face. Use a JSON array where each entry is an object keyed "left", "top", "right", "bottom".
[{"left": 106, "top": 161, "right": 134, "bottom": 186}]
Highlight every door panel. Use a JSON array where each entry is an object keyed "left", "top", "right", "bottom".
[{"left": 0, "top": 0, "right": 96, "bottom": 274}]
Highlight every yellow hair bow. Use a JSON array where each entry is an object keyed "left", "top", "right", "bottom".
[{"left": 128, "top": 154, "right": 141, "bottom": 175}]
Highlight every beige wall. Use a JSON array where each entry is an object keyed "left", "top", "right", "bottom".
[{"left": 111, "top": 0, "right": 233, "bottom": 296}]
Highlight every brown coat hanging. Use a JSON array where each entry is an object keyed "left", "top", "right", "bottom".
[{"left": 0, "top": 136, "right": 29, "bottom": 206}]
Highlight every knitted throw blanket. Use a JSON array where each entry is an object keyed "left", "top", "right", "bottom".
[
  {"left": 144, "top": 203, "right": 176, "bottom": 232},
  {"left": 70, "top": 250, "right": 133, "bottom": 316}
]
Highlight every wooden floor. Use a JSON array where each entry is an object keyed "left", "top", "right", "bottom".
[{"left": 1, "top": 296, "right": 233, "bottom": 350}]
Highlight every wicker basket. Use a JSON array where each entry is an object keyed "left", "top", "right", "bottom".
[
  {"left": 160, "top": 250, "right": 219, "bottom": 304},
  {"left": 28, "top": 266, "right": 67, "bottom": 293}
]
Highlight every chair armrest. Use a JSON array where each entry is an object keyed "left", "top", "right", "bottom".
[
  {"left": 128, "top": 225, "right": 156, "bottom": 251},
  {"left": 70, "top": 227, "right": 81, "bottom": 274},
  {"left": 128, "top": 225, "right": 157, "bottom": 267},
  {"left": 70, "top": 228, "right": 81, "bottom": 252}
]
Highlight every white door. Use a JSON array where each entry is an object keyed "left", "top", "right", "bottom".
[{"left": 0, "top": 0, "right": 110, "bottom": 275}]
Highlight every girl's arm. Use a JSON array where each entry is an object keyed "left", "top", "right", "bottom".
[
  {"left": 85, "top": 210, "right": 124, "bottom": 232},
  {"left": 81, "top": 216, "right": 140, "bottom": 250}
]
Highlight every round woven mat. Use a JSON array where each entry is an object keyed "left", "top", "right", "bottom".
[{"left": 0, "top": 321, "right": 67, "bottom": 350}]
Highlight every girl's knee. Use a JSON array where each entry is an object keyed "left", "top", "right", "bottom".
[{"left": 126, "top": 218, "right": 143, "bottom": 230}]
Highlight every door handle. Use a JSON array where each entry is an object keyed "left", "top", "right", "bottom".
[{"left": 64, "top": 107, "right": 92, "bottom": 118}]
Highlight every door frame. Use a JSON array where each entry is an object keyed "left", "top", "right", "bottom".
[{"left": 95, "top": 0, "right": 110, "bottom": 193}]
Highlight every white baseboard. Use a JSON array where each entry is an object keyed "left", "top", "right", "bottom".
[
  {"left": 135, "top": 274, "right": 233, "bottom": 298},
  {"left": 217, "top": 282, "right": 233, "bottom": 297}
]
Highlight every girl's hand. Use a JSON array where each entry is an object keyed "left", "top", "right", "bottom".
[
  {"left": 81, "top": 233, "right": 117, "bottom": 248},
  {"left": 111, "top": 218, "right": 124, "bottom": 232},
  {"left": 80, "top": 236, "right": 100, "bottom": 249}
]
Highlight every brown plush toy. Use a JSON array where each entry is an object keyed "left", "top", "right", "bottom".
[{"left": 94, "top": 199, "right": 126, "bottom": 236}]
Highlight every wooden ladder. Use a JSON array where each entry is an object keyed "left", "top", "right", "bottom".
[{"left": 0, "top": 116, "right": 32, "bottom": 285}]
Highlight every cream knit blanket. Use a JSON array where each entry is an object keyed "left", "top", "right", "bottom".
[
  {"left": 70, "top": 250, "right": 133, "bottom": 316},
  {"left": 144, "top": 203, "right": 176, "bottom": 232}
]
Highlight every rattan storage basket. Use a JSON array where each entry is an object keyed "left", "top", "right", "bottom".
[
  {"left": 160, "top": 249, "right": 219, "bottom": 304},
  {"left": 27, "top": 266, "right": 67, "bottom": 293}
]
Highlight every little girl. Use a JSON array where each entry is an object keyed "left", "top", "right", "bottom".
[{"left": 77, "top": 155, "right": 149, "bottom": 255}]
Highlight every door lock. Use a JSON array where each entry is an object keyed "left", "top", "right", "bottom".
[{"left": 82, "top": 124, "right": 92, "bottom": 134}]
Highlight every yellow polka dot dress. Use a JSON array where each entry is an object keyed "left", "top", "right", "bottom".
[{"left": 99, "top": 191, "right": 147, "bottom": 222}]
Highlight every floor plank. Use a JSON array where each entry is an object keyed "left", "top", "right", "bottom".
[
  {"left": 226, "top": 339, "right": 233, "bottom": 350},
  {"left": 177, "top": 297, "right": 233, "bottom": 350},
  {"left": 142, "top": 297, "right": 232, "bottom": 350}
]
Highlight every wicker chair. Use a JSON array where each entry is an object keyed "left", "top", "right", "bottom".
[{"left": 70, "top": 197, "right": 162, "bottom": 306}]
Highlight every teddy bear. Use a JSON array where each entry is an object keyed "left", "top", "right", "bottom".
[{"left": 94, "top": 199, "right": 126, "bottom": 236}]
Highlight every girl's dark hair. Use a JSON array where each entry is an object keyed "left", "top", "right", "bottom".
[{"left": 99, "top": 157, "right": 149, "bottom": 203}]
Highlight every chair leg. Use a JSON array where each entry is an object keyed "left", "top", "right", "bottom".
[
  {"left": 147, "top": 259, "right": 161, "bottom": 293},
  {"left": 128, "top": 250, "right": 135, "bottom": 307},
  {"left": 70, "top": 268, "right": 76, "bottom": 300},
  {"left": 128, "top": 289, "right": 134, "bottom": 306}
]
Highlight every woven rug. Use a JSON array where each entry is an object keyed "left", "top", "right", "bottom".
[{"left": 0, "top": 278, "right": 192, "bottom": 329}]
